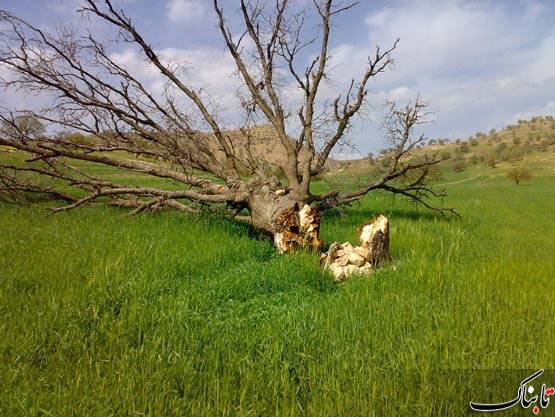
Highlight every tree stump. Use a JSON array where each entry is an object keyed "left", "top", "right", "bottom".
[
  {"left": 358, "top": 215, "right": 390, "bottom": 267},
  {"left": 320, "top": 215, "right": 390, "bottom": 282}
]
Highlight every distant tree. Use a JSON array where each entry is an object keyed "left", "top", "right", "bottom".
[
  {"left": 0, "top": 112, "right": 44, "bottom": 141},
  {"left": 489, "top": 128, "right": 496, "bottom": 135},
  {"left": 469, "top": 138, "right": 478, "bottom": 146},
  {"left": 452, "top": 159, "right": 466, "bottom": 173},
  {"left": 57, "top": 131, "right": 97, "bottom": 146},
  {"left": 485, "top": 155, "right": 497, "bottom": 168},
  {"left": 495, "top": 142, "right": 507, "bottom": 154},
  {"left": 459, "top": 142, "right": 470, "bottom": 153},
  {"left": 440, "top": 150, "right": 451, "bottom": 160},
  {"left": 500, "top": 147, "right": 521, "bottom": 162},
  {"left": 506, "top": 166, "right": 532, "bottom": 186},
  {"left": 519, "top": 142, "right": 532, "bottom": 155}
]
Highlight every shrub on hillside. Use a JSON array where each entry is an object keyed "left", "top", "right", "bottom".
[
  {"left": 452, "top": 159, "right": 466, "bottom": 172},
  {"left": 485, "top": 155, "right": 497, "bottom": 168},
  {"left": 506, "top": 166, "right": 532, "bottom": 186},
  {"left": 495, "top": 142, "right": 507, "bottom": 154},
  {"left": 440, "top": 150, "right": 452, "bottom": 160},
  {"left": 459, "top": 142, "right": 470, "bottom": 153},
  {"left": 500, "top": 148, "right": 521, "bottom": 162}
]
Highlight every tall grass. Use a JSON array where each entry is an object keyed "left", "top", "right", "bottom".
[{"left": 0, "top": 167, "right": 554, "bottom": 416}]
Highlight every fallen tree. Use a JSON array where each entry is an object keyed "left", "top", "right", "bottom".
[{"left": 0, "top": 1, "right": 455, "bottom": 251}]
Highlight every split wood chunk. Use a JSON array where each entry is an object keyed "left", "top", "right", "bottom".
[
  {"left": 348, "top": 251, "right": 366, "bottom": 267},
  {"left": 320, "top": 215, "right": 390, "bottom": 282}
]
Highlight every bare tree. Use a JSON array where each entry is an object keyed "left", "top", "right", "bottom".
[
  {"left": 0, "top": 1, "right": 454, "bottom": 252},
  {"left": 1, "top": 112, "right": 45, "bottom": 140}
]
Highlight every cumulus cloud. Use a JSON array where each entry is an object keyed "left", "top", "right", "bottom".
[
  {"left": 357, "top": 0, "right": 555, "bottom": 139},
  {"left": 166, "top": 0, "right": 204, "bottom": 22},
  {"left": 2, "top": 0, "right": 554, "bottom": 151},
  {"left": 299, "top": 0, "right": 552, "bottom": 150}
]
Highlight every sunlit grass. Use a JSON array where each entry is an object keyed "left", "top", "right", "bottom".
[{"left": 0, "top": 160, "right": 554, "bottom": 416}]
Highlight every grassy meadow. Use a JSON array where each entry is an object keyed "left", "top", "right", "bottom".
[{"left": 1, "top": 142, "right": 555, "bottom": 415}]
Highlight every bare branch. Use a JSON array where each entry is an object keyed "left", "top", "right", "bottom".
[{"left": 314, "top": 98, "right": 458, "bottom": 216}]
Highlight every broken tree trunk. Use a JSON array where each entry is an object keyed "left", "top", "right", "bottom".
[
  {"left": 320, "top": 215, "right": 390, "bottom": 281},
  {"left": 358, "top": 215, "right": 390, "bottom": 267},
  {"left": 246, "top": 188, "right": 323, "bottom": 253},
  {"left": 273, "top": 204, "right": 323, "bottom": 253}
]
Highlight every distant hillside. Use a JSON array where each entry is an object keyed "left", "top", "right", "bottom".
[
  {"left": 189, "top": 124, "right": 341, "bottom": 175},
  {"left": 6, "top": 124, "right": 339, "bottom": 177},
  {"left": 321, "top": 115, "right": 555, "bottom": 182},
  {"left": 428, "top": 115, "right": 555, "bottom": 172}
]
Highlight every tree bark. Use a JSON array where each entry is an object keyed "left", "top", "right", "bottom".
[
  {"left": 247, "top": 190, "right": 323, "bottom": 253},
  {"left": 359, "top": 215, "right": 390, "bottom": 267}
]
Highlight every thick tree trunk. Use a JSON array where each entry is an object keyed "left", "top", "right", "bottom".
[{"left": 247, "top": 189, "right": 323, "bottom": 253}]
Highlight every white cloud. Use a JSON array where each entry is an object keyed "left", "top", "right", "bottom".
[
  {"left": 109, "top": 46, "right": 242, "bottom": 123},
  {"left": 365, "top": 8, "right": 393, "bottom": 28},
  {"left": 386, "top": 86, "right": 414, "bottom": 103},
  {"left": 166, "top": 0, "right": 204, "bottom": 22},
  {"left": 357, "top": 0, "right": 554, "bottom": 139},
  {"left": 305, "top": 0, "right": 554, "bottom": 147},
  {"left": 362, "top": 1, "right": 533, "bottom": 83},
  {"left": 2, "top": 0, "right": 554, "bottom": 151}
]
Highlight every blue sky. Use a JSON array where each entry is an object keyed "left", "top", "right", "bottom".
[{"left": 1, "top": 0, "right": 554, "bottom": 156}]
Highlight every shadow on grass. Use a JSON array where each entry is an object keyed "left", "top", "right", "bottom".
[
  {"left": 321, "top": 205, "right": 458, "bottom": 226},
  {"left": 168, "top": 213, "right": 338, "bottom": 297}
]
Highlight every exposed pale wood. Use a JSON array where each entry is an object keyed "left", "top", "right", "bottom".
[
  {"left": 359, "top": 215, "right": 390, "bottom": 267},
  {"left": 320, "top": 216, "right": 390, "bottom": 281},
  {"left": 273, "top": 204, "right": 323, "bottom": 253}
]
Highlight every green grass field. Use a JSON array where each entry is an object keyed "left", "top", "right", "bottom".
[{"left": 1, "top": 157, "right": 554, "bottom": 416}]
